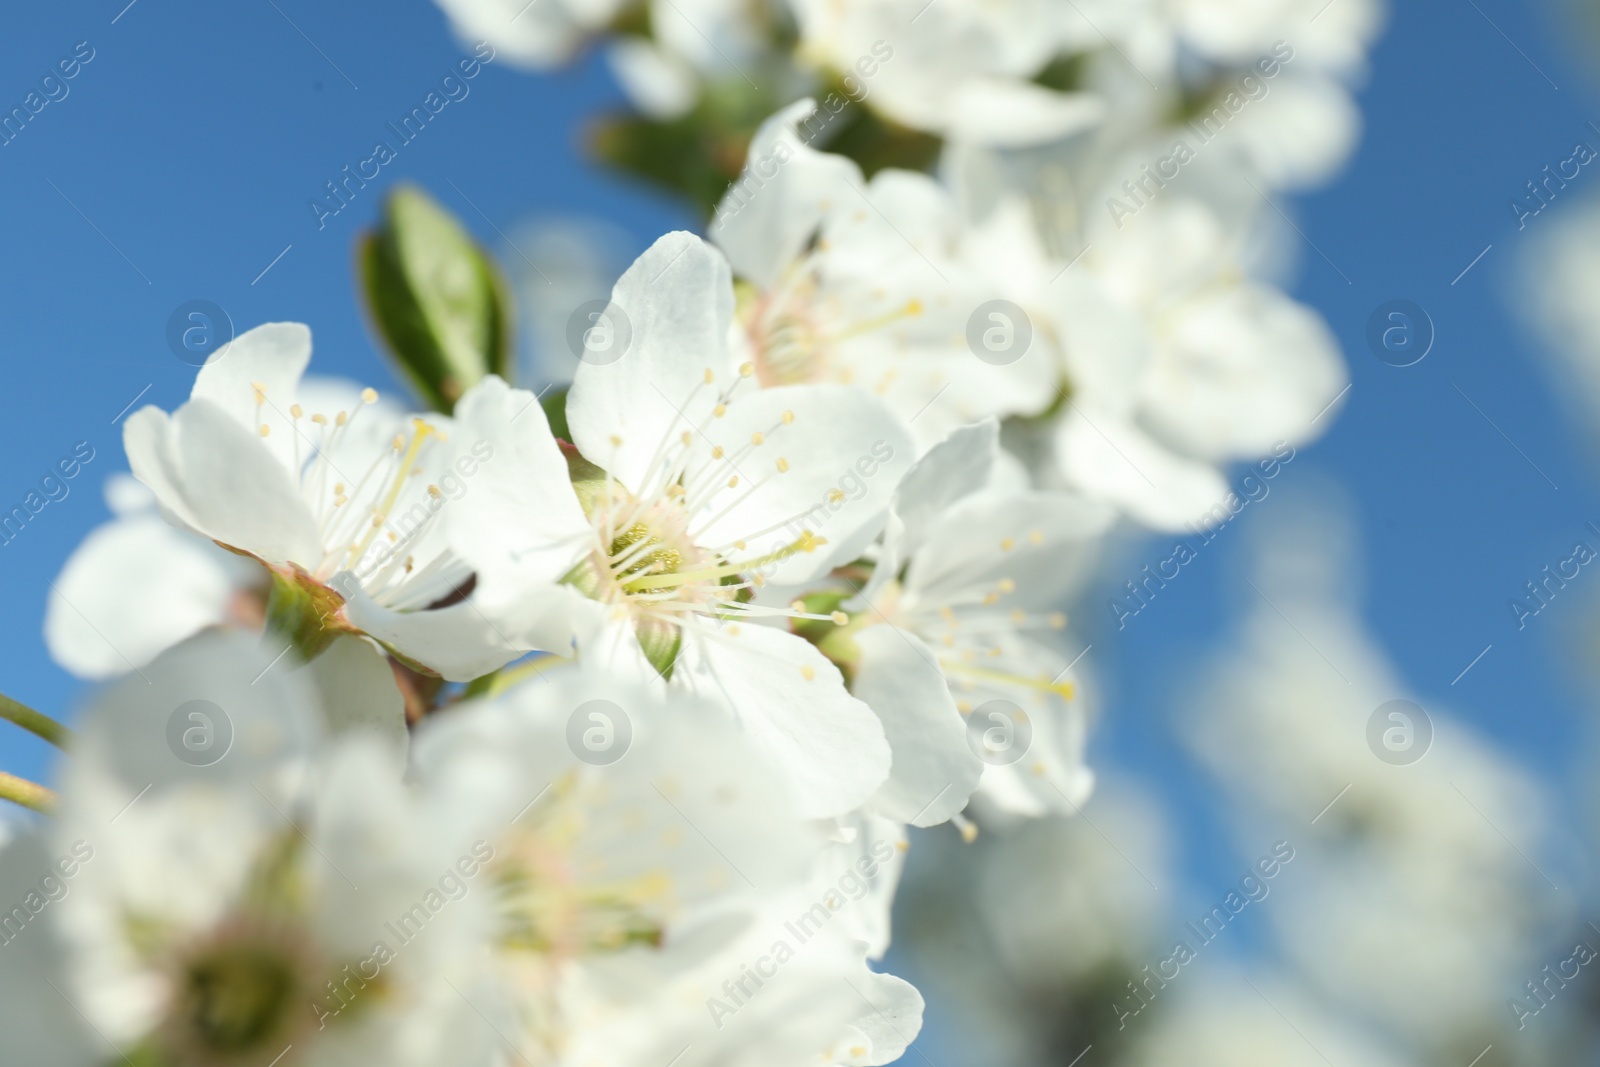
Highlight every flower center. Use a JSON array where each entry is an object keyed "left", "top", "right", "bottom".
[
  {"left": 737, "top": 269, "right": 925, "bottom": 390},
  {"left": 607, "top": 519, "right": 691, "bottom": 591},
  {"left": 493, "top": 792, "right": 671, "bottom": 959},
  {"left": 556, "top": 368, "right": 852, "bottom": 677},
  {"left": 165, "top": 930, "right": 310, "bottom": 1062},
  {"left": 249, "top": 381, "right": 476, "bottom": 616}
]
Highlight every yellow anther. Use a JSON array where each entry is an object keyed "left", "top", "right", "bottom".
[
  {"left": 289, "top": 404, "right": 303, "bottom": 418},
  {"left": 828, "top": 489, "right": 845, "bottom": 503},
  {"left": 781, "top": 410, "right": 795, "bottom": 424},
  {"left": 311, "top": 414, "right": 328, "bottom": 425},
  {"left": 750, "top": 431, "right": 765, "bottom": 446},
  {"left": 713, "top": 404, "right": 727, "bottom": 418},
  {"left": 391, "top": 434, "right": 405, "bottom": 450},
  {"left": 681, "top": 431, "right": 693, "bottom": 446},
  {"left": 997, "top": 578, "right": 1015, "bottom": 593},
  {"left": 428, "top": 485, "right": 442, "bottom": 498},
  {"left": 610, "top": 434, "right": 623, "bottom": 447},
  {"left": 336, "top": 411, "right": 347, "bottom": 426},
  {"left": 776, "top": 457, "right": 790, "bottom": 473},
  {"left": 1049, "top": 612, "right": 1067, "bottom": 629},
  {"left": 1000, "top": 537, "right": 1016, "bottom": 551},
  {"left": 361, "top": 387, "right": 378, "bottom": 404},
  {"left": 831, "top": 611, "right": 848, "bottom": 625},
  {"left": 790, "top": 600, "right": 806, "bottom": 613},
  {"left": 801, "top": 665, "right": 816, "bottom": 681},
  {"left": 905, "top": 298, "right": 923, "bottom": 316},
  {"left": 258, "top": 424, "right": 271, "bottom": 437},
  {"left": 711, "top": 446, "right": 725, "bottom": 459},
  {"left": 739, "top": 362, "right": 754, "bottom": 378},
  {"left": 704, "top": 368, "right": 715, "bottom": 384},
  {"left": 983, "top": 592, "right": 1000, "bottom": 605},
  {"left": 727, "top": 475, "right": 740, "bottom": 488},
  {"left": 251, "top": 381, "right": 267, "bottom": 402},
  {"left": 1029, "top": 530, "right": 1044, "bottom": 545}
]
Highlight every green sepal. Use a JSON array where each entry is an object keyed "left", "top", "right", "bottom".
[
  {"left": 264, "top": 568, "right": 352, "bottom": 664},
  {"left": 359, "top": 184, "right": 513, "bottom": 414},
  {"left": 633, "top": 614, "right": 682, "bottom": 682}
]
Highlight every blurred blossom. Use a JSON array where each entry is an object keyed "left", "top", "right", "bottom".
[
  {"left": 1189, "top": 482, "right": 1559, "bottom": 1050},
  {"left": 0, "top": 0, "right": 1434, "bottom": 1060},
  {"left": 977, "top": 784, "right": 1171, "bottom": 988},
  {"left": 1519, "top": 193, "right": 1600, "bottom": 436},
  {"left": 1122, "top": 971, "right": 1412, "bottom": 1067}
]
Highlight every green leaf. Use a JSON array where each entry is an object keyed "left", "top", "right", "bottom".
[
  {"left": 359, "top": 184, "right": 513, "bottom": 413},
  {"left": 542, "top": 385, "right": 572, "bottom": 443}
]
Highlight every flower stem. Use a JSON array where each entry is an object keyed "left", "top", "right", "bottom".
[
  {"left": 0, "top": 771, "right": 56, "bottom": 813},
  {"left": 0, "top": 692, "right": 73, "bottom": 749}
]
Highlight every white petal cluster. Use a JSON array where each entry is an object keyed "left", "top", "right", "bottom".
[{"left": 15, "top": 1, "right": 1391, "bottom": 1062}]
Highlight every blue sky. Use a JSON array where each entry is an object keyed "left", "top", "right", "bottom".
[{"left": 0, "top": 0, "right": 1595, "bottom": 984}]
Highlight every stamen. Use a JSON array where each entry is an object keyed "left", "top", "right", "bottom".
[
  {"left": 939, "top": 659, "right": 1075, "bottom": 699},
  {"left": 621, "top": 532, "right": 823, "bottom": 593},
  {"left": 345, "top": 418, "right": 436, "bottom": 569}
]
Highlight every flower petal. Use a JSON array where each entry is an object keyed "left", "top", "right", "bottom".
[
  {"left": 446, "top": 376, "right": 594, "bottom": 615},
  {"left": 677, "top": 619, "right": 891, "bottom": 818},
  {"left": 687, "top": 384, "right": 913, "bottom": 586},
  {"left": 853, "top": 624, "right": 981, "bottom": 826},
  {"left": 191, "top": 321, "right": 312, "bottom": 474},
  {"left": 567, "top": 232, "right": 736, "bottom": 492},
  {"left": 45, "top": 515, "right": 247, "bottom": 679},
  {"left": 125, "top": 399, "right": 323, "bottom": 566},
  {"left": 905, "top": 489, "right": 1113, "bottom": 609},
  {"left": 1054, "top": 407, "right": 1229, "bottom": 531},
  {"left": 300, "top": 634, "right": 408, "bottom": 758},
  {"left": 341, "top": 584, "right": 528, "bottom": 682},
  {"left": 711, "top": 98, "right": 862, "bottom": 289},
  {"left": 942, "top": 79, "right": 1104, "bottom": 147}
]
